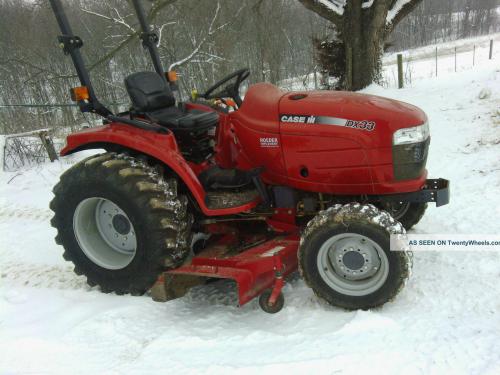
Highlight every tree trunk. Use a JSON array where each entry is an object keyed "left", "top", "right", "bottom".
[
  {"left": 299, "top": 0, "right": 423, "bottom": 91},
  {"left": 342, "top": 0, "right": 386, "bottom": 90}
]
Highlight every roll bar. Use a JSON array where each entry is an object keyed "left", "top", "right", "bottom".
[
  {"left": 130, "top": 0, "right": 168, "bottom": 83},
  {"left": 49, "top": 0, "right": 173, "bottom": 131},
  {"left": 48, "top": 0, "right": 112, "bottom": 117}
]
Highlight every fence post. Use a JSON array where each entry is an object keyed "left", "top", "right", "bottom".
[
  {"left": 397, "top": 54, "right": 404, "bottom": 89},
  {"left": 435, "top": 47, "right": 438, "bottom": 77},
  {"left": 490, "top": 40, "right": 494, "bottom": 60},
  {"left": 38, "top": 131, "right": 58, "bottom": 162},
  {"left": 0, "top": 135, "right": 5, "bottom": 172},
  {"left": 473, "top": 45, "right": 476, "bottom": 66},
  {"left": 454, "top": 47, "right": 457, "bottom": 72}
]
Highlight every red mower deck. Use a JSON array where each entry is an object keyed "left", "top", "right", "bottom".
[{"left": 152, "top": 233, "right": 299, "bottom": 310}]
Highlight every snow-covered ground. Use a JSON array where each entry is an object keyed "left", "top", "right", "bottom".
[
  {"left": 382, "top": 32, "right": 500, "bottom": 88},
  {"left": 1, "top": 36, "right": 499, "bottom": 374}
]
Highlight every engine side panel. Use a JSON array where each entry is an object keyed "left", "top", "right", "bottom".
[
  {"left": 279, "top": 91, "right": 429, "bottom": 195},
  {"left": 280, "top": 134, "right": 374, "bottom": 194},
  {"left": 229, "top": 83, "right": 289, "bottom": 185}
]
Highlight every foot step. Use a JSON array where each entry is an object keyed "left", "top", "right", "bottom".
[{"left": 205, "top": 189, "right": 260, "bottom": 209}]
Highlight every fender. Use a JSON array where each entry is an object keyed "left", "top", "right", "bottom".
[{"left": 60, "top": 123, "right": 259, "bottom": 216}]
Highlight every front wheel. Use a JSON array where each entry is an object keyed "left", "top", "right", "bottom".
[
  {"left": 299, "top": 204, "right": 411, "bottom": 310},
  {"left": 378, "top": 201, "right": 427, "bottom": 231}
]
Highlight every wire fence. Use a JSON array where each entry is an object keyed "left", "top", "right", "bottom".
[
  {"left": 1, "top": 129, "right": 63, "bottom": 172},
  {"left": 382, "top": 38, "right": 496, "bottom": 89},
  {"left": 0, "top": 100, "right": 128, "bottom": 137},
  {"left": 0, "top": 100, "right": 129, "bottom": 171}
]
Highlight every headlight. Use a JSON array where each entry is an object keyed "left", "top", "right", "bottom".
[{"left": 393, "top": 122, "right": 429, "bottom": 145}]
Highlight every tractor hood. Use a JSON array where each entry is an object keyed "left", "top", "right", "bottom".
[{"left": 279, "top": 90, "right": 427, "bottom": 147}]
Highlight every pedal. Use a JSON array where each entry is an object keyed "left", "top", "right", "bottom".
[
  {"left": 199, "top": 166, "right": 262, "bottom": 190},
  {"left": 251, "top": 172, "right": 271, "bottom": 206}
]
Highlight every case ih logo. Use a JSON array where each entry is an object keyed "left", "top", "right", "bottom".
[
  {"left": 280, "top": 114, "right": 376, "bottom": 131},
  {"left": 281, "top": 115, "right": 317, "bottom": 124},
  {"left": 260, "top": 137, "right": 279, "bottom": 148}
]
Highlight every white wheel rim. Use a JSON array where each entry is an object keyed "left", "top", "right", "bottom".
[
  {"left": 317, "top": 233, "right": 389, "bottom": 296},
  {"left": 73, "top": 197, "right": 137, "bottom": 270}
]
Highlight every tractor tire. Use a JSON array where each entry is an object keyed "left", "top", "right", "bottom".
[
  {"left": 299, "top": 204, "right": 412, "bottom": 310},
  {"left": 49, "top": 152, "right": 193, "bottom": 295},
  {"left": 378, "top": 202, "right": 428, "bottom": 231}
]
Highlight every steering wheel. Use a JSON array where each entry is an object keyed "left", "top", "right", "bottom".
[{"left": 202, "top": 68, "right": 250, "bottom": 107}]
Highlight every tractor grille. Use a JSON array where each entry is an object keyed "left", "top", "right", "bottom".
[{"left": 393, "top": 138, "right": 430, "bottom": 181}]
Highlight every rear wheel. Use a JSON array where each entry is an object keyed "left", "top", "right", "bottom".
[
  {"left": 50, "top": 152, "right": 193, "bottom": 295},
  {"left": 299, "top": 204, "right": 411, "bottom": 310},
  {"left": 73, "top": 197, "right": 138, "bottom": 270}
]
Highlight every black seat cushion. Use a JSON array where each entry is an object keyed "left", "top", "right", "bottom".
[
  {"left": 124, "top": 71, "right": 219, "bottom": 131},
  {"left": 149, "top": 106, "right": 219, "bottom": 131},
  {"left": 125, "top": 71, "right": 175, "bottom": 112}
]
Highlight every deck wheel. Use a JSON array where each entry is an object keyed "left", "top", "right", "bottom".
[{"left": 259, "top": 289, "right": 285, "bottom": 314}]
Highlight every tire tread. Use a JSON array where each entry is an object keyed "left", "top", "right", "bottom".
[{"left": 49, "top": 152, "right": 192, "bottom": 295}]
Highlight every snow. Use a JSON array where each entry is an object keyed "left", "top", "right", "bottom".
[
  {"left": 315, "top": 0, "right": 346, "bottom": 16},
  {"left": 387, "top": 0, "right": 414, "bottom": 25},
  {"left": 1, "top": 35, "right": 500, "bottom": 374},
  {"left": 382, "top": 33, "right": 500, "bottom": 88},
  {"left": 362, "top": 0, "right": 374, "bottom": 9}
]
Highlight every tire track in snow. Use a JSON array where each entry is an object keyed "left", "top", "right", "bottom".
[
  {"left": 0, "top": 262, "right": 91, "bottom": 291},
  {"left": 0, "top": 205, "right": 52, "bottom": 223},
  {"left": 0, "top": 261, "right": 244, "bottom": 308}
]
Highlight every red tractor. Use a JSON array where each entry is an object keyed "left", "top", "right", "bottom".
[{"left": 48, "top": 0, "right": 449, "bottom": 313}]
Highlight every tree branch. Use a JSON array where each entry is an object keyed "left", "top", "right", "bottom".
[
  {"left": 168, "top": 2, "right": 244, "bottom": 70},
  {"left": 86, "top": 0, "right": 178, "bottom": 73},
  {"left": 387, "top": 0, "right": 423, "bottom": 30},
  {"left": 81, "top": 7, "right": 135, "bottom": 33},
  {"left": 297, "top": 0, "right": 344, "bottom": 25}
]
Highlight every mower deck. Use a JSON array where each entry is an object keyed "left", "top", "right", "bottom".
[{"left": 150, "top": 233, "right": 299, "bottom": 311}]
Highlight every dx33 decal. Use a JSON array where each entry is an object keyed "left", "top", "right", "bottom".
[{"left": 280, "top": 114, "right": 376, "bottom": 131}]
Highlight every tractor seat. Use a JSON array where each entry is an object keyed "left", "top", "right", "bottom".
[
  {"left": 125, "top": 71, "right": 218, "bottom": 131},
  {"left": 148, "top": 106, "right": 218, "bottom": 130}
]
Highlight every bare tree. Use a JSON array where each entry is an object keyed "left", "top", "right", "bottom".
[{"left": 298, "top": 0, "right": 423, "bottom": 90}]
